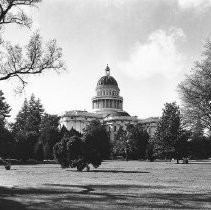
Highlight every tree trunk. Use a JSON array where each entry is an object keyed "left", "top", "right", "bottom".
[{"left": 125, "top": 149, "right": 128, "bottom": 161}]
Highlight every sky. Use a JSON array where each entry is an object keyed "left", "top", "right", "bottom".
[{"left": 1, "top": 0, "right": 211, "bottom": 121}]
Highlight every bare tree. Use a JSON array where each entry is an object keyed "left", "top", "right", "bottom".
[
  {"left": 178, "top": 41, "right": 211, "bottom": 130},
  {"left": 0, "top": 0, "right": 65, "bottom": 88}
]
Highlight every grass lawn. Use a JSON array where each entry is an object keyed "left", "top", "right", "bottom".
[{"left": 0, "top": 160, "right": 211, "bottom": 209}]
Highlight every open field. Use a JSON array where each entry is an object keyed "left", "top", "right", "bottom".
[{"left": 0, "top": 160, "right": 211, "bottom": 209}]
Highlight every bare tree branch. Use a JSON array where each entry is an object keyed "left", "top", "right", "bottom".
[
  {"left": 0, "top": 31, "right": 65, "bottom": 82},
  {"left": 178, "top": 41, "right": 211, "bottom": 130},
  {"left": 0, "top": 1, "right": 65, "bottom": 90}
]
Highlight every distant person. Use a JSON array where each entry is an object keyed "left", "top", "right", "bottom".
[{"left": 4, "top": 160, "right": 11, "bottom": 170}]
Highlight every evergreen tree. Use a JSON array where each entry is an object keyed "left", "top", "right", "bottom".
[
  {"left": 0, "top": 127, "right": 15, "bottom": 158},
  {"left": 39, "top": 114, "right": 61, "bottom": 160},
  {"left": 126, "top": 124, "right": 149, "bottom": 159},
  {"left": 113, "top": 126, "right": 128, "bottom": 159},
  {"left": 12, "top": 99, "right": 29, "bottom": 133},
  {"left": 0, "top": 90, "right": 11, "bottom": 127},
  {"left": 53, "top": 135, "right": 70, "bottom": 168},
  {"left": 153, "top": 102, "right": 187, "bottom": 161},
  {"left": 13, "top": 94, "right": 44, "bottom": 134},
  {"left": 113, "top": 124, "right": 149, "bottom": 160},
  {"left": 27, "top": 95, "right": 44, "bottom": 134},
  {"left": 69, "top": 127, "right": 82, "bottom": 138},
  {"left": 83, "top": 120, "right": 110, "bottom": 160},
  {"left": 12, "top": 94, "right": 44, "bottom": 160},
  {"left": 0, "top": 90, "right": 14, "bottom": 159},
  {"left": 145, "top": 143, "right": 154, "bottom": 162},
  {"left": 54, "top": 120, "right": 110, "bottom": 171},
  {"left": 59, "top": 125, "right": 69, "bottom": 138}
]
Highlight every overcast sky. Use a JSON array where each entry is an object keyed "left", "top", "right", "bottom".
[{"left": 1, "top": 0, "right": 211, "bottom": 121}]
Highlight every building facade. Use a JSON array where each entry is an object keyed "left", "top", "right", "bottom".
[{"left": 60, "top": 65, "right": 159, "bottom": 140}]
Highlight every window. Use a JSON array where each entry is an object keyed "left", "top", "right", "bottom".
[{"left": 114, "top": 126, "right": 116, "bottom": 131}]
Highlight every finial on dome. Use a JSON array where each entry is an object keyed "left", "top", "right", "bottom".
[{"left": 105, "top": 64, "right": 110, "bottom": 76}]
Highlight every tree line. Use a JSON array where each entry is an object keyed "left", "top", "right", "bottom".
[
  {"left": 0, "top": 93, "right": 60, "bottom": 161},
  {"left": 0, "top": 92, "right": 151, "bottom": 169},
  {"left": 152, "top": 102, "right": 211, "bottom": 162},
  {"left": 1, "top": 90, "right": 211, "bottom": 170}
]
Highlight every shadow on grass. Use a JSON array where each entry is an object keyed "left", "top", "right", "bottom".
[
  {"left": 0, "top": 185, "right": 211, "bottom": 209},
  {"left": 187, "top": 162, "right": 211, "bottom": 165},
  {"left": 68, "top": 169, "right": 150, "bottom": 173},
  {"left": 0, "top": 198, "right": 27, "bottom": 210},
  {"left": 44, "top": 183, "right": 167, "bottom": 190}
]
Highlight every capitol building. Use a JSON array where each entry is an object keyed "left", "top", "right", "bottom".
[{"left": 60, "top": 65, "right": 159, "bottom": 140}]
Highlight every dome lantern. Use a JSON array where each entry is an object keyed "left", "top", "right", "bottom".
[
  {"left": 105, "top": 64, "right": 110, "bottom": 76},
  {"left": 97, "top": 65, "right": 118, "bottom": 87}
]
